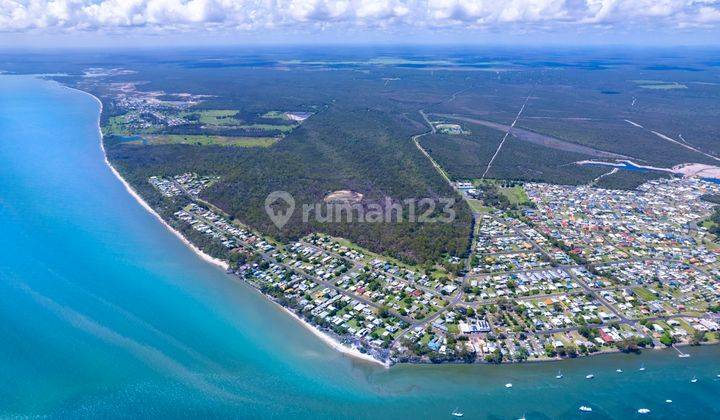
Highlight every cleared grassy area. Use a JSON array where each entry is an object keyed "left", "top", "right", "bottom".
[
  {"left": 466, "top": 198, "right": 494, "bottom": 213},
  {"left": 145, "top": 134, "right": 278, "bottom": 147},
  {"left": 633, "top": 287, "right": 657, "bottom": 302},
  {"left": 239, "top": 123, "right": 296, "bottom": 133},
  {"left": 188, "top": 109, "right": 241, "bottom": 126},
  {"left": 499, "top": 185, "right": 530, "bottom": 205},
  {"left": 104, "top": 114, "right": 165, "bottom": 136},
  {"left": 104, "top": 115, "right": 130, "bottom": 135},
  {"left": 261, "top": 111, "right": 291, "bottom": 120},
  {"left": 470, "top": 179, "right": 531, "bottom": 206},
  {"left": 701, "top": 219, "right": 717, "bottom": 230}
]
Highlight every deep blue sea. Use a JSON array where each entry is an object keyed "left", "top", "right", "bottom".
[{"left": 1, "top": 75, "right": 719, "bottom": 419}]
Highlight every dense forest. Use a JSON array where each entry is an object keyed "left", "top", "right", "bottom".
[
  {"left": 106, "top": 105, "right": 473, "bottom": 264},
  {"left": 419, "top": 125, "right": 611, "bottom": 186}
]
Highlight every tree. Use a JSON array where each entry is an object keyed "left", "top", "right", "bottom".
[
  {"left": 691, "top": 330, "right": 706, "bottom": 346},
  {"left": 636, "top": 336, "right": 653, "bottom": 348},
  {"left": 544, "top": 343, "right": 557, "bottom": 358},
  {"left": 484, "top": 348, "right": 503, "bottom": 364},
  {"left": 458, "top": 345, "right": 476, "bottom": 363},
  {"left": 659, "top": 332, "right": 675, "bottom": 347},
  {"left": 565, "top": 345, "right": 578, "bottom": 358},
  {"left": 578, "top": 326, "right": 596, "bottom": 339},
  {"left": 616, "top": 337, "right": 641, "bottom": 354},
  {"left": 515, "top": 347, "right": 529, "bottom": 362}
]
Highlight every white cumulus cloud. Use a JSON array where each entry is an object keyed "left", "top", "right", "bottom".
[{"left": 1, "top": 0, "right": 719, "bottom": 33}]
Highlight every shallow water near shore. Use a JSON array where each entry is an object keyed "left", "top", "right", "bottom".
[{"left": 1, "top": 75, "right": 719, "bottom": 419}]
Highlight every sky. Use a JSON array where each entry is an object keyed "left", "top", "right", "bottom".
[{"left": 1, "top": 0, "right": 720, "bottom": 48}]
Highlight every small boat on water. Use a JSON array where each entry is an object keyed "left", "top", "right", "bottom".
[
  {"left": 638, "top": 408, "right": 651, "bottom": 414},
  {"left": 556, "top": 370, "right": 563, "bottom": 379},
  {"left": 505, "top": 383, "right": 513, "bottom": 388},
  {"left": 639, "top": 364, "right": 646, "bottom": 371},
  {"left": 585, "top": 374, "right": 594, "bottom": 379},
  {"left": 579, "top": 406, "right": 593, "bottom": 412},
  {"left": 690, "top": 376, "right": 698, "bottom": 383},
  {"left": 517, "top": 414, "right": 526, "bottom": 420},
  {"left": 616, "top": 369, "right": 623, "bottom": 373},
  {"left": 673, "top": 344, "right": 690, "bottom": 358},
  {"left": 665, "top": 399, "right": 673, "bottom": 404},
  {"left": 451, "top": 408, "right": 464, "bottom": 417}
]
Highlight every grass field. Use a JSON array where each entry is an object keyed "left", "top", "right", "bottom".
[
  {"left": 187, "top": 109, "right": 242, "bottom": 126},
  {"left": 701, "top": 219, "right": 717, "bottom": 230},
  {"left": 634, "top": 287, "right": 657, "bottom": 302},
  {"left": 104, "top": 115, "right": 130, "bottom": 135},
  {"left": 466, "top": 198, "right": 495, "bottom": 213},
  {"left": 145, "top": 134, "right": 278, "bottom": 147},
  {"left": 471, "top": 180, "right": 531, "bottom": 206},
  {"left": 239, "top": 123, "right": 296, "bottom": 132},
  {"left": 104, "top": 114, "right": 165, "bottom": 136},
  {"left": 261, "top": 110, "right": 292, "bottom": 120},
  {"left": 499, "top": 185, "right": 531, "bottom": 205}
]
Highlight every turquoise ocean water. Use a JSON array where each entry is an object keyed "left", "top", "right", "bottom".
[{"left": 1, "top": 75, "right": 719, "bottom": 419}]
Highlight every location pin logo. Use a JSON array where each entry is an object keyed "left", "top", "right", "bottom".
[{"left": 265, "top": 191, "right": 295, "bottom": 229}]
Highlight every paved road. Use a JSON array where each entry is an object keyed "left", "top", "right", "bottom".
[
  {"left": 413, "top": 110, "right": 454, "bottom": 188},
  {"left": 565, "top": 267, "right": 628, "bottom": 323}
]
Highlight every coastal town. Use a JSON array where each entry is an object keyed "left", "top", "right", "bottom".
[
  {"left": 11, "top": 3, "right": 720, "bottom": 417},
  {"left": 79, "top": 67, "right": 719, "bottom": 366},
  {"left": 86, "top": 75, "right": 312, "bottom": 147},
  {"left": 145, "top": 171, "right": 720, "bottom": 366}
]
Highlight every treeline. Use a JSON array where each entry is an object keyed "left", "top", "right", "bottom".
[
  {"left": 700, "top": 194, "right": 720, "bottom": 205},
  {"left": 707, "top": 207, "right": 720, "bottom": 237},
  {"left": 596, "top": 170, "right": 672, "bottom": 191}
]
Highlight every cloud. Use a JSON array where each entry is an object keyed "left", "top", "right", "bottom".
[
  {"left": 427, "top": 0, "right": 571, "bottom": 25},
  {"left": 1, "top": 0, "right": 719, "bottom": 33}
]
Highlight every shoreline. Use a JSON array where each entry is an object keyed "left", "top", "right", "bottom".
[
  {"left": 277, "top": 303, "right": 390, "bottom": 368},
  {"left": 73, "top": 84, "right": 391, "bottom": 368},
  {"left": 236, "top": 275, "right": 390, "bottom": 368},
  {"left": 71, "top": 86, "right": 230, "bottom": 272},
  {"left": 63, "top": 80, "right": 716, "bottom": 371}
]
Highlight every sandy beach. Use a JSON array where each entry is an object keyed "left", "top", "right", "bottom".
[
  {"left": 77, "top": 90, "right": 231, "bottom": 271},
  {"left": 278, "top": 304, "right": 390, "bottom": 368},
  {"left": 66, "top": 87, "right": 230, "bottom": 271}
]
